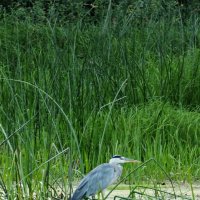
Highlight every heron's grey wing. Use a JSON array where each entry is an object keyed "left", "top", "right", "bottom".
[
  {"left": 85, "top": 164, "right": 117, "bottom": 196},
  {"left": 70, "top": 179, "right": 88, "bottom": 200},
  {"left": 71, "top": 163, "right": 117, "bottom": 200}
]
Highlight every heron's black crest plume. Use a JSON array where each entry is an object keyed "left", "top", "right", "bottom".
[{"left": 112, "top": 155, "right": 122, "bottom": 158}]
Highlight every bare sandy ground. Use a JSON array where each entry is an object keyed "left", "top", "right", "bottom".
[
  {"left": 1, "top": 182, "right": 199, "bottom": 199},
  {"left": 106, "top": 182, "right": 200, "bottom": 200}
]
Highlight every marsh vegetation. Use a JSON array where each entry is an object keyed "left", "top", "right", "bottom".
[{"left": 0, "top": 1, "right": 200, "bottom": 199}]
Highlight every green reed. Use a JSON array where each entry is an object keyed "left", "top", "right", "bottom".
[{"left": 0, "top": 2, "right": 200, "bottom": 198}]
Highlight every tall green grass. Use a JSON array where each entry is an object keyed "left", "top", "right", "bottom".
[{"left": 0, "top": 2, "right": 200, "bottom": 198}]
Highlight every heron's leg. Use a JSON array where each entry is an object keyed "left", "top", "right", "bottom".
[
  {"left": 84, "top": 197, "right": 94, "bottom": 200},
  {"left": 101, "top": 190, "right": 106, "bottom": 200},
  {"left": 97, "top": 193, "right": 101, "bottom": 200}
]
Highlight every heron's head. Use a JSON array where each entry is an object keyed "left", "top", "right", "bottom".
[{"left": 109, "top": 155, "right": 141, "bottom": 165}]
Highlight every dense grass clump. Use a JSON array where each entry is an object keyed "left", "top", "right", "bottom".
[{"left": 0, "top": 2, "right": 200, "bottom": 198}]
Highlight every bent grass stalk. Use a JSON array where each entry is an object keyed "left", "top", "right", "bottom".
[
  {"left": 0, "top": 78, "right": 80, "bottom": 197},
  {"left": 129, "top": 186, "right": 192, "bottom": 200},
  {"left": 18, "top": 147, "right": 69, "bottom": 183},
  {"left": 0, "top": 78, "right": 80, "bottom": 156},
  {"left": 0, "top": 124, "right": 13, "bottom": 153},
  {"left": 98, "top": 79, "right": 128, "bottom": 163},
  {"left": 0, "top": 115, "right": 36, "bottom": 147}
]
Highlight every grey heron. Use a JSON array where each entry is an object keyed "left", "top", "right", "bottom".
[{"left": 70, "top": 155, "right": 140, "bottom": 200}]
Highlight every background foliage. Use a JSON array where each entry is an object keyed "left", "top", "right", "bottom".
[{"left": 0, "top": 0, "right": 200, "bottom": 199}]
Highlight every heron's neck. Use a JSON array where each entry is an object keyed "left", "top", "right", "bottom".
[
  {"left": 116, "top": 163, "right": 123, "bottom": 170},
  {"left": 111, "top": 163, "right": 123, "bottom": 175},
  {"left": 110, "top": 162, "right": 123, "bottom": 168}
]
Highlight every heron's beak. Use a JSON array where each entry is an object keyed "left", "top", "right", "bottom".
[{"left": 123, "top": 157, "right": 141, "bottom": 163}]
